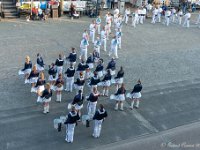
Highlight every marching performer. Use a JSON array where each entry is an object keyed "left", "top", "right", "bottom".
[
  {"left": 171, "top": 7, "right": 176, "bottom": 23},
  {"left": 158, "top": 7, "right": 163, "bottom": 23},
  {"left": 132, "top": 9, "right": 139, "bottom": 28},
  {"left": 48, "top": 63, "right": 57, "bottom": 87},
  {"left": 66, "top": 47, "right": 77, "bottom": 67},
  {"left": 100, "top": 27, "right": 107, "bottom": 52},
  {"left": 77, "top": 59, "right": 87, "bottom": 78},
  {"left": 28, "top": 65, "right": 39, "bottom": 90},
  {"left": 124, "top": 7, "right": 131, "bottom": 25},
  {"left": 55, "top": 54, "right": 64, "bottom": 75},
  {"left": 87, "top": 87, "right": 100, "bottom": 119},
  {"left": 18, "top": 56, "right": 32, "bottom": 82},
  {"left": 96, "top": 15, "right": 101, "bottom": 34},
  {"left": 178, "top": 9, "right": 183, "bottom": 25},
  {"left": 74, "top": 72, "right": 85, "bottom": 93},
  {"left": 112, "top": 66, "right": 124, "bottom": 92},
  {"left": 64, "top": 63, "right": 75, "bottom": 92},
  {"left": 40, "top": 83, "right": 52, "bottom": 114},
  {"left": 106, "top": 58, "right": 116, "bottom": 76},
  {"left": 88, "top": 71, "right": 101, "bottom": 92},
  {"left": 35, "top": 72, "right": 46, "bottom": 102},
  {"left": 94, "top": 36, "right": 101, "bottom": 56},
  {"left": 151, "top": 7, "right": 158, "bottom": 24},
  {"left": 72, "top": 90, "right": 84, "bottom": 117},
  {"left": 54, "top": 74, "right": 64, "bottom": 102},
  {"left": 183, "top": 12, "right": 191, "bottom": 28},
  {"left": 80, "top": 37, "right": 89, "bottom": 60},
  {"left": 195, "top": 11, "right": 200, "bottom": 25},
  {"left": 164, "top": 9, "right": 171, "bottom": 26},
  {"left": 95, "top": 59, "right": 104, "bottom": 78},
  {"left": 100, "top": 69, "right": 112, "bottom": 97},
  {"left": 105, "top": 23, "right": 110, "bottom": 40},
  {"left": 36, "top": 53, "right": 45, "bottom": 72},
  {"left": 105, "top": 12, "right": 112, "bottom": 34},
  {"left": 116, "top": 28, "right": 122, "bottom": 49},
  {"left": 82, "top": 29, "right": 89, "bottom": 40},
  {"left": 113, "top": 83, "right": 126, "bottom": 111},
  {"left": 86, "top": 53, "right": 94, "bottom": 69},
  {"left": 64, "top": 106, "right": 80, "bottom": 143},
  {"left": 141, "top": 7, "right": 146, "bottom": 24},
  {"left": 89, "top": 20, "right": 96, "bottom": 43},
  {"left": 109, "top": 36, "right": 119, "bottom": 59},
  {"left": 92, "top": 104, "right": 108, "bottom": 138},
  {"left": 129, "top": 79, "right": 143, "bottom": 109}
]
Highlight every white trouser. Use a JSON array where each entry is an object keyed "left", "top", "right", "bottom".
[
  {"left": 57, "top": 66, "right": 63, "bottom": 75},
  {"left": 165, "top": 16, "right": 170, "bottom": 26},
  {"left": 66, "top": 77, "right": 74, "bottom": 92},
  {"left": 80, "top": 48, "right": 87, "bottom": 60},
  {"left": 178, "top": 16, "right": 182, "bottom": 25},
  {"left": 125, "top": 15, "right": 129, "bottom": 24},
  {"left": 101, "top": 38, "right": 107, "bottom": 51},
  {"left": 65, "top": 123, "right": 76, "bottom": 143},
  {"left": 139, "top": 16, "right": 143, "bottom": 24},
  {"left": 96, "top": 24, "right": 101, "bottom": 34},
  {"left": 151, "top": 15, "right": 156, "bottom": 24},
  {"left": 117, "top": 37, "right": 121, "bottom": 49},
  {"left": 132, "top": 17, "right": 137, "bottom": 27},
  {"left": 183, "top": 18, "right": 190, "bottom": 28},
  {"left": 109, "top": 47, "right": 118, "bottom": 58},
  {"left": 93, "top": 119, "right": 103, "bottom": 138},
  {"left": 87, "top": 101, "right": 97, "bottom": 119},
  {"left": 90, "top": 31, "right": 95, "bottom": 43},
  {"left": 172, "top": 14, "right": 175, "bottom": 22},
  {"left": 158, "top": 13, "right": 161, "bottom": 22}
]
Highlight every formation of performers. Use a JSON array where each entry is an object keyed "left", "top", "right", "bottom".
[
  {"left": 18, "top": 10, "right": 145, "bottom": 143},
  {"left": 121, "top": 5, "right": 200, "bottom": 28}
]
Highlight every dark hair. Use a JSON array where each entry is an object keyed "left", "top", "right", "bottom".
[{"left": 99, "top": 104, "right": 104, "bottom": 111}]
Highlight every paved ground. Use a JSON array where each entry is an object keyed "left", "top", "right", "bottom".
[{"left": 0, "top": 11, "right": 200, "bottom": 150}]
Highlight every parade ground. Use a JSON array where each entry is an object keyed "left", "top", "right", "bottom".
[{"left": 0, "top": 13, "right": 200, "bottom": 150}]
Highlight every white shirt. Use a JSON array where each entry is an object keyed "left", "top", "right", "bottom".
[
  {"left": 89, "top": 24, "right": 96, "bottom": 32},
  {"left": 101, "top": 30, "right": 106, "bottom": 39},
  {"left": 125, "top": 9, "right": 131, "bottom": 15},
  {"left": 153, "top": 9, "right": 158, "bottom": 15}
]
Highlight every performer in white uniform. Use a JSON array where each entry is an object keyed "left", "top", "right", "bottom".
[
  {"left": 80, "top": 37, "right": 89, "bottom": 60},
  {"left": 96, "top": 16, "right": 101, "bottom": 35},
  {"left": 165, "top": 9, "right": 171, "bottom": 26},
  {"left": 27, "top": 65, "right": 39, "bottom": 90},
  {"left": 124, "top": 7, "right": 131, "bottom": 25},
  {"left": 100, "top": 27, "right": 107, "bottom": 51},
  {"left": 195, "top": 11, "right": 200, "bottom": 25},
  {"left": 94, "top": 36, "right": 101, "bottom": 55},
  {"left": 132, "top": 9, "right": 139, "bottom": 28},
  {"left": 183, "top": 12, "right": 191, "bottom": 28},
  {"left": 178, "top": 9, "right": 183, "bottom": 25},
  {"left": 89, "top": 20, "right": 96, "bottom": 43},
  {"left": 151, "top": 7, "right": 158, "bottom": 24},
  {"left": 116, "top": 28, "right": 122, "bottom": 49},
  {"left": 158, "top": 7, "right": 163, "bottom": 23},
  {"left": 64, "top": 106, "right": 80, "bottom": 143},
  {"left": 109, "top": 36, "right": 119, "bottom": 59},
  {"left": 92, "top": 104, "right": 108, "bottom": 138}
]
